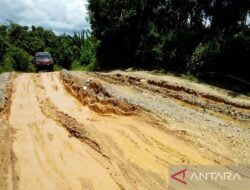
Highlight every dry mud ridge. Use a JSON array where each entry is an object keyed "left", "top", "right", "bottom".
[{"left": 0, "top": 70, "right": 250, "bottom": 190}]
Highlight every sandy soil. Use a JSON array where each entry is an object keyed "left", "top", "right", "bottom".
[{"left": 0, "top": 71, "right": 249, "bottom": 190}]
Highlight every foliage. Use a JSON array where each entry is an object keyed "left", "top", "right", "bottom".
[
  {"left": 0, "top": 26, "right": 9, "bottom": 62},
  {"left": 1, "top": 0, "right": 250, "bottom": 84},
  {"left": 83, "top": 57, "right": 98, "bottom": 71},
  {"left": 79, "top": 37, "right": 98, "bottom": 66},
  {"left": 71, "top": 60, "right": 85, "bottom": 71},
  {"left": 88, "top": 0, "right": 250, "bottom": 80},
  {"left": 0, "top": 55, "right": 13, "bottom": 73},
  {"left": 47, "top": 35, "right": 74, "bottom": 70},
  {"left": 0, "top": 47, "right": 34, "bottom": 72},
  {"left": 53, "top": 64, "right": 63, "bottom": 71},
  {"left": 190, "top": 41, "right": 219, "bottom": 73},
  {"left": 0, "top": 22, "right": 97, "bottom": 72}
]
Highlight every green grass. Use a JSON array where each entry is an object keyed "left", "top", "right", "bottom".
[
  {"left": 180, "top": 72, "right": 199, "bottom": 82},
  {"left": 71, "top": 61, "right": 85, "bottom": 71},
  {"left": 53, "top": 64, "right": 63, "bottom": 71},
  {"left": 70, "top": 59, "right": 98, "bottom": 71}
]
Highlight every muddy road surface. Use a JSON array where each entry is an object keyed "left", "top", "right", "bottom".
[{"left": 0, "top": 71, "right": 250, "bottom": 190}]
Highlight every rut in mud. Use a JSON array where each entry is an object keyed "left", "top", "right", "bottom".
[
  {"left": 92, "top": 71, "right": 250, "bottom": 121},
  {"left": 0, "top": 71, "right": 249, "bottom": 190}
]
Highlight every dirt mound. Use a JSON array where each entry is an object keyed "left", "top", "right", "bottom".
[
  {"left": 60, "top": 70, "right": 138, "bottom": 115},
  {"left": 93, "top": 72, "right": 250, "bottom": 121}
]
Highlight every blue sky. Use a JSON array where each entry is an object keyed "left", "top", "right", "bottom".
[{"left": 0, "top": 0, "right": 90, "bottom": 34}]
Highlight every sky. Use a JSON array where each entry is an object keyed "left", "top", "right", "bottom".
[{"left": 0, "top": 0, "right": 90, "bottom": 35}]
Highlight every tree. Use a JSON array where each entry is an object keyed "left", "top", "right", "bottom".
[
  {"left": 49, "top": 35, "right": 74, "bottom": 69},
  {"left": 88, "top": 0, "right": 250, "bottom": 80},
  {"left": 0, "top": 25, "right": 9, "bottom": 61}
]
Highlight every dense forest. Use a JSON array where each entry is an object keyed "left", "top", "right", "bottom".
[
  {"left": 88, "top": 0, "right": 250, "bottom": 82},
  {"left": 0, "top": 23, "right": 97, "bottom": 73},
  {"left": 0, "top": 0, "right": 250, "bottom": 87}
]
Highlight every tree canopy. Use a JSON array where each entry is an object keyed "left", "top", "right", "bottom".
[
  {"left": 88, "top": 0, "right": 250, "bottom": 81},
  {"left": 0, "top": 23, "right": 96, "bottom": 73},
  {"left": 1, "top": 1, "right": 250, "bottom": 90}
]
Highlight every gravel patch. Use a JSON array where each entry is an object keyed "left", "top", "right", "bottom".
[
  {"left": 0, "top": 73, "right": 11, "bottom": 113},
  {"left": 78, "top": 71, "right": 250, "bottom": 164},
  {"left": 104, "top": 81, "right": 250, "bottom": 162}
]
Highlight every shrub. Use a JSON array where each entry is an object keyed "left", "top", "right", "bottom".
[
  {"left": 4, "top": 47, "right": 34, "bottom": 72},
  {"left": 0, "top": 55, "right": 13, "bottom": 73},
  {"left": 79, "top": 37, "right": 98, "bottom": 67},
  {"left": 189, "top": 41, "right": 219, "bottom": 73},
  {"left": 83, "top": 57, "right": 98, "bottom": 71},
  {"left": 189, "top": 29, "right": 250, "bottom": 81},
  {"left": 48, "top": 36, "right": 74, "bottom": 70},
  {"left": 71, "top": 60, "right": 85, "bottom": 71}
]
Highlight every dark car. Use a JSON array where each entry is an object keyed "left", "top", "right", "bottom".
[{"left": 35, "top": 52, "right": 54, "bottom": 72}]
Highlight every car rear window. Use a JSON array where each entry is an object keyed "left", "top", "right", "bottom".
[{"left": 36, "top": 54, "right": 51, "bottom": 59}]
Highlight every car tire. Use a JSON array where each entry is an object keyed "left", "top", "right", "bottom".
[{"left": 50, "top": 65, "right": 54, "bottom": 72}]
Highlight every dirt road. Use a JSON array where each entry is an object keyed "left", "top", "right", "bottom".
[{"left": 0, "top": 71, "right": 250, "bottom": 190}]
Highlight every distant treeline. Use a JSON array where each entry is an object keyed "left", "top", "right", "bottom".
[
  {"left": 0, "top": 23, "right": 97, "bottom": 73},
  {"left": 88, "top": 0, "right": 250, "bottom": 81}
]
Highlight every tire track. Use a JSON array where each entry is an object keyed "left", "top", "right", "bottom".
[
  {"left": 4, "top": 71, "right": 249, "bottom": 190},
  {"left": 8, "top": 73, "right": 120, "bottom": 190},
  {"left": 36, "top": 72, "right": 217, "bottom": 189}
]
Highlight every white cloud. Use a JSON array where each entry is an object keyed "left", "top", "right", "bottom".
[{"left": 0, "top": 0, "right": 90, "bottom": 34}]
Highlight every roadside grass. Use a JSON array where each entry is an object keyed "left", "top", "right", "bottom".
[
  {"left": 180, "top": 73, "right": 199, "bottom": 82},
  {"left": 149, "top": 70, "right": 198, "bottom": 82},
  {"left": 83, "top": 61, "right": 97, "bottom": 71},
  {"left": 71, "top": 60, "right": 98, "bottom": 71},
  {"left": 53, "top": 64, "right": 63, "bottom": 71},
  {"left": 70, "top": 61, "right": 85, "bottom": 71}
]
